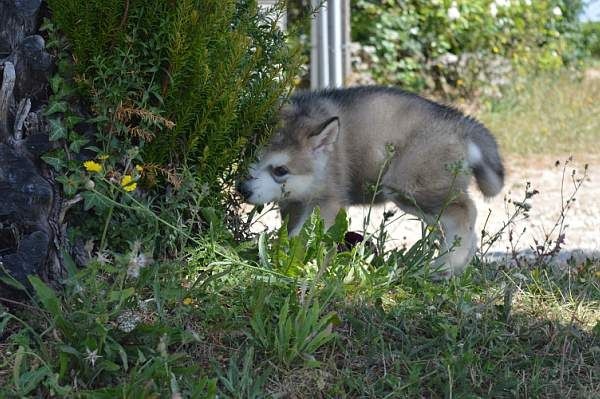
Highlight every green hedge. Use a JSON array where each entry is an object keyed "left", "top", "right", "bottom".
[{"left": 352, "top": 0, "right": 585, "bottom": 97}]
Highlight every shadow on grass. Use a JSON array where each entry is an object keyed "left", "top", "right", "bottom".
[{"left": 315, "top": 294, "right": 600, "bottom": 398}]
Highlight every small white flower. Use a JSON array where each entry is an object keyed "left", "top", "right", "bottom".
[
  {"left": 95, "top": 251, "right": 112, "bottom": 265},
  {"left": 126, "top": 241, "right": 153, "bottom": 278},
  {"left": 523, "top": 0, "right": 531, "bottom": 5},
  {"left": 495, "top": 0, "right": 510, "bottom": 7},
  {"left": 127, "top": 252, "right": 153, "bottom": 278},
  {"left": 84, "top": 348, "right": 102, "bottom": 367},
  {"left": 448, "top": 2, "right": 460, "bottom": 20},
  {"left": 552, "top": 6, "right": 562, "bottom": 17},
  {"left": 409, "top": 27, "right": 419, "bottom": 35},
  {"left": 490, "top": 3, "right": 498, "bottom": 17}
]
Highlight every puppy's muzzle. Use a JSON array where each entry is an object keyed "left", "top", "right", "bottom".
[{"left": 236, "top": 180, "right": 253, "bottom": 201}]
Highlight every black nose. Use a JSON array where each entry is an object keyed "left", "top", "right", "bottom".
[{"left": 237, "top": 181, "right": 253, "bottom": 200}]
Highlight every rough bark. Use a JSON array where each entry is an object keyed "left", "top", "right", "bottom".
[{"left": 0, "top": 0, "right": 63, "bottom": 295}]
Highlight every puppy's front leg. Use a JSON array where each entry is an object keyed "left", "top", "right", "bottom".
[
  {"left": 280, "top": 201, "right": 313, "bottom": 236},
  {"left": 280, "top": 200, "right": 343, "bottom": 236},
  {"left": 317, "top": 200, "right": 344, "bottom": 229}
]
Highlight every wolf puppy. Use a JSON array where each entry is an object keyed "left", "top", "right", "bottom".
[{"left": 239, "top": 87, "right": 504, "bottom": 275}]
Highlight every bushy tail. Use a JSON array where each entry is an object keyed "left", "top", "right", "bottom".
[{"left": 466, "top": 124, "right": 505, "bottom": 197}]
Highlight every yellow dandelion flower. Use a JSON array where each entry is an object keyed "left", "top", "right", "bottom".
[
  {"left": 83, "top": 161, "right": 103, "bottom": 173},
  {"left": 97, "top": 154, "right": 109, "bottom": 160},
  {"left": 120, "top": 175, "right": 137, "bottom": 192},
  {"left": 135, "top": 165, "right": 143, "bottom": 173},
  {"left": 183, "top": 297, "right": 194, "bottom": 306}
]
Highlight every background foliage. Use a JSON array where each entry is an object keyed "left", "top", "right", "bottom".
[
  {"left": 351, "top": 0, "right": 586, "bottom": 98},
  {"left": 583, "top": 21, "right": 600, "bottom": 58}
]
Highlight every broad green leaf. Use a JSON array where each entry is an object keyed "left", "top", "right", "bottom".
[
  {"left": 20, "top": 366, "right": 52, "bottom": 395},
  {"left": 258, "top": 232, "right": 270, "bottom": 269},
  {"left": 327, "top": 208, "right": 349, "bottom": 243},
  {"left": 61, "top": 250, "right": 78, "bottom": 278},
  {"left": 0, "top": 314, "right": 10, "bottom": 335},
  {"left": 0, "top": 272, "right": 27, "bottom": 291},
  {"left": 28, "top": 276, "right": 61, "bottom": 317}
]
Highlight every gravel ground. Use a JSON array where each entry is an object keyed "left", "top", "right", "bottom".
[{"left": 246, "top": 156, "right": 599, "bottom": 265}]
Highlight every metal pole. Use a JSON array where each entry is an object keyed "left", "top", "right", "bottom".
[
  {"left": 328, "top": 0, "right": 343, "bottom": 87},
  {"left": 341, "top": 0, "right": 351, "bottom": 85},
  {"left": 311, "top": 0, "right": 329, "bottom": 89}
]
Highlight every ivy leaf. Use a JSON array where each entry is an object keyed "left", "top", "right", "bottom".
[
  {"left": 56, "top": 175, "right": 81, "bottom": 197},
  {"left": 69, "top": 137, "right": 89, "bottom": 154},
  {"left": 41, "top": 154, "right": 65, "bottom": 171},
  {"left": 49, "top": 75, "right": 63, "bottom": 94},
  {"left": 65, "top": 115, "right": 84, "bottom": 128},
  {"left": 49, "top": 119, "right": 67, "bottom": 141},
  {"left": 45, "top": 101, "right": 68, "bottom": 116},
  {"left": 28, "top": 275, "right": 61, "bottom": 317}
]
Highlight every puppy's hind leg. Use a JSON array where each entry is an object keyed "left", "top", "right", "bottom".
[{"left": 434, "top": 195, "right": 478, "bottom": 276}]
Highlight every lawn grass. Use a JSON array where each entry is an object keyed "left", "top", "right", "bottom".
[
  {"left": 478, "top": 67, "right": 600, "bottom": 157},
  {"left": 1, "top": 215, "right": 599, "bottom": 398}
]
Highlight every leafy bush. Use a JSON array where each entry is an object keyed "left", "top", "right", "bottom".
[
  {"left": 352, "top": 0, "right": 585, "bottom": 98},
  {"left": 43, "top": 0, "right": 301, "bottom": 254}
]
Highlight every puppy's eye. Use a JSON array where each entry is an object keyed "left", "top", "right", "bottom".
[{"left": 272, "top": 166, "right": 289, "bottom": 178}]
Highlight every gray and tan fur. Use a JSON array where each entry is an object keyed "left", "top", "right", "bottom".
[{"left": 239, "top": 86, "right": 504, "bottom": 275}]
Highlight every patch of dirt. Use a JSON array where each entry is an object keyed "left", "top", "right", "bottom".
[
  {"left": 584, "top": 67, "right": 600, "bottom": 82},
  {"left": 246, "top": 156, "right": 600, "bottom": 264}
]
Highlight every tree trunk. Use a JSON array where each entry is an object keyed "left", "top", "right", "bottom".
[{"left": 0, "top": 0, "right": 64, "bottom": 295}]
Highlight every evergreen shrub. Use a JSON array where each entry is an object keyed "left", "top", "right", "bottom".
[{"left": 44, "top": 0, "right": 300, "bottom": 252}]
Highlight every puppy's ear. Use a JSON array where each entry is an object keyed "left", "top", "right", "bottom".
[{"left": 308, "top": 116, "right": 339, "bottom": 153}]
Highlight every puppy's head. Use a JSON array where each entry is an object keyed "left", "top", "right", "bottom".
[{"left": 238, "top": 103, "right": 339, "bottom": 205}]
